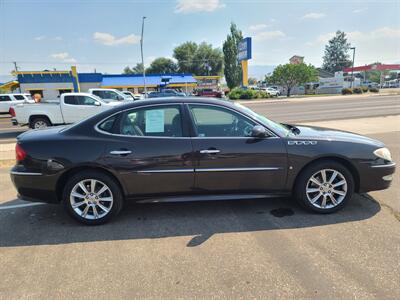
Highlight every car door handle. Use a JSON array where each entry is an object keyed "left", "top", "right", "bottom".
[
  {"left": 110, "top": 150, "right": 132, "bottom": 155},
  {"left": 200, "top": 149, "right": 220, "bottom": 154}
]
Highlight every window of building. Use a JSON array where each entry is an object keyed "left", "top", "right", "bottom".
[
  {"left": 58, "top": 89, "right": 72, "bottom": 96},
  {"left": 28, "top": 90, "right": 43, "bottom": 97}
]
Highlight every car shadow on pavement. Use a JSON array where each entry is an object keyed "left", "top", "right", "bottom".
[{"left": 0, "top": 194, "right": 380, "bottom": 248}]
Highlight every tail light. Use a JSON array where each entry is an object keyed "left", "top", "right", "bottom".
[
  {"left": 15, "top": 144, "right": 27, "bottom": 162},
  {"left": 9, "top": 107, "right": 15, "bottom": 117}
]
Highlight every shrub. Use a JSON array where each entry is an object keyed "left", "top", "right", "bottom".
[
  {"left": 361, "top": 86, "right": 369, "bottom": 93},
  {"left": 353, "top": 87, "right": 362, "bottom": 94},
  {"left": 369, "top": 87, "right": 379, "bottom": 93},
  {"left": 341, "top": 88, "right": 353, "bottom": 95},
  {"left": 228, "top": 88, "right": 270, "bottom": 100},
  {"left": 228, "top": 87, "right": 243, "bottom": 100}
]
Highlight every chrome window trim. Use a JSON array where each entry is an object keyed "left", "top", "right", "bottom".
[
  {"left": 94, "top": 102, "right": 189, "bottom": 139},
  {"left": 11, "top": 171, "right": 43, "bottom": 176},
  {"left": 94, "top": 101, "right": 280, "bottom": 139},
  {"left": 186, "top": 102, "right": 279, "bottom": 138}
]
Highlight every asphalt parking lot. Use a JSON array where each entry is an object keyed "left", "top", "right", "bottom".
[{"left": 0, "top": 96, "right": 399, "bottom": 299}]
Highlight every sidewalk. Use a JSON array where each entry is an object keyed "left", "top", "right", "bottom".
[{"left": 237, "top": 90, "right": 400, "bottom": 105}]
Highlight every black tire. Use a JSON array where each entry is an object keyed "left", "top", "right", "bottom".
[
  {"left": 30, "top": 117, "right": 50, "bottom": 129},
  {"left": 62, "top": 170, "right": 123, "bottom": 225},
  {"left": 294, "top": 160, "right": 354, "bottom": 213}
]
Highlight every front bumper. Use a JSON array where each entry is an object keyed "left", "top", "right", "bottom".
[
  {"left": 358, "top": 162, "right": 396, "bottom": 193},
  {"left": 10, "top": 167, "right": 60, "bottom": 203}
]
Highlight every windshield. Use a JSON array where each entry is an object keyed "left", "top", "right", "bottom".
[{"left": 233, "top": 102, "right": 290, "bottom": 136}]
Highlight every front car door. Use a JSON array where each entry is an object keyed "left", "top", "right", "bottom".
[
  {"left": 99, "top": 103, "right": 194, "bottom": 197},
  {"left": 187, "top": 103, "right": 288, "bottom": 193}
]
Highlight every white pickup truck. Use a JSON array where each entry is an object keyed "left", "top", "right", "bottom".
[
  {"left": 0, "top": 93, "right": 33, "bottom": 113},
  {"left": 88, "top": 88, "right": 133, "bottom": 101},
  {"left": 11, "top": 93, "right": 122, "bottom": 129}
]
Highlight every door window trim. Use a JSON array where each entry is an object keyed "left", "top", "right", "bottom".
[
  {"left": 185, "top": 103, "right": 278, "bottom": 138},
  {"left": 94, "top": 103, "right": 191, "bottom": 139}
]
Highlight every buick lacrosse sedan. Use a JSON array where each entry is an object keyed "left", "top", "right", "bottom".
[{"left": 11, "top": 98, "right": 395, "bottom": 224}]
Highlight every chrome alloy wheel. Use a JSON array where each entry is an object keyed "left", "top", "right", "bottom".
[
  {"left": 70, "top": 179, "right": 114, "bottom": 220},
  {"left": 305, "top": 169, "right": 347, "bottom": 209},
  {"left": 34, "top": 120, "right": 48, "bottom": 129}
]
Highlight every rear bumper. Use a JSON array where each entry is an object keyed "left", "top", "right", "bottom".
[
  {"left": 358, "top": 162, "right": 396, "bottom": 193},
  {"left": 10, "top": 168, "right": 60, "bottom": 203}
]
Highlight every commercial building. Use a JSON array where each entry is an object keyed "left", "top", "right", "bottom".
[{"left": 0, "top": 66, "right": 220, "bottom": 100}]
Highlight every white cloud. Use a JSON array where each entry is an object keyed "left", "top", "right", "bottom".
[
  {"left": 93, "top": 32, "right": 140, "bottom": 46},
  {"left": 54, "top": 36, "right": 62, "bottom": 41},
  {"left": 175, "top": 0, "right": 225, "bottom": 13},
  {"left": 302, "top": 12, "right": 326, "bottom": 19},
  {"left": 34, "top": 36, "right": 46, "bottom": 41},
  {"left": 249, "top": 24, "right": 269, "bottom": 31},
  {"left": 353, "top": 7, "right": 367, "bottom": 13},
  {"left": 253, "top": 30, "right": 286, "bottom": 41},
  {"left": 306, "top": 27, "right": 400, "bottom": 64},
  {"left": 51, "top": 52, "right": 77, "bottom": 63}
]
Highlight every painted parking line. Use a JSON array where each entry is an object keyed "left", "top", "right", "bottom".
[{"left": 0, "top": 202, "right": 46, "bottom": 210}]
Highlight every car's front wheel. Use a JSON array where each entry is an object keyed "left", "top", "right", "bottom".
[
  {"left": 295, "top": 161, "right": 354, "bottom": 213},
  {"left": 63, "top": 171, "right": 123, "bottom": 225}
]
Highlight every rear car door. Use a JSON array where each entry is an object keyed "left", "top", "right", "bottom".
[
  {"left": 187, "top": 103, "right": 287, "bottom": 193},
  {"left": 100, "top": 103, "right": 195, "bottom": 196}
]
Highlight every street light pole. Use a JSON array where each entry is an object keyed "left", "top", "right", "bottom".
[
  {"left": 140, "top": 16, "right": 147, "bottom": 98},
  {"left": 350, "top": 47, "right": 356, "bottom": 88}
]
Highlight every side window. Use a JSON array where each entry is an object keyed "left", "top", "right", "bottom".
[
  {"left": 119, "top": 105, "right": 183, "bottom": 137},
  {"left": 76, "top": 96, "right": 97, "bottom": 105},
  {"left": 98, "top": 116, "right": 116, "bottom": 133},
  {"left": 64, "top": 96, "right": 77, "bottom": 105},
  {"left": 189, "top": 105, "right": 255, "bottom": 137},
  {"left": 0, "top": 95, "right": 12, "bottom": 102},
  {"left": 13, "top": 95, "right": 25, "bottom": 100},
  {"left": 92, "top": 91, "right": 105, "bottom": 99}
]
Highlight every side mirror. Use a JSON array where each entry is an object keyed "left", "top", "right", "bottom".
[
  {"left": 251, "top": 125, "right": 267, "bottom": 138},
  {"left": 94, "top": 101, "right": 101, "bottom": 106}
]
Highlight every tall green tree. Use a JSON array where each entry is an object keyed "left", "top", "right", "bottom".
[
  {"left": 146, "top": 57, "right": 178, "bottom": 74},
  {"left": 223, "top": 23, "right": 243, "bottom": 89},
  {"left": 123, "top": 63, "right": 144, "bottom": 74},
  {"left": 173, "top": 41, "right": 223, "bottom": 75},
  {"left": 269, "top": 63, "right": 318, "bottom": 97},
  {"left": 322, "top": 31, "right": 352, "bottom": 73}
]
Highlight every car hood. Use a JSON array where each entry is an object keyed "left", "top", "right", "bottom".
[{"left": 291, "top": 124, "right": 384, "bottom": 147}]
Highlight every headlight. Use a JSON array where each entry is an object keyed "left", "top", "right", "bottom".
[{"left": 374, "top": 147, "right": 392, "bottom": 162}]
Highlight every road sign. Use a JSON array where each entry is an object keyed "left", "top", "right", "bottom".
[{"left": 238, "top": 37, "right": 252, "bottom": 61}]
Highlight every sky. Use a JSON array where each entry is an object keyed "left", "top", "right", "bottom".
[{"left": 0, "top": 0, "right": 399, "bottom": 80}]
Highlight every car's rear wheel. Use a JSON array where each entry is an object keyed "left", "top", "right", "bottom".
[
  {"left": 295, "top": 161, "right": 354, "bottom": 213},
  {"left": 63, "top": 171, "right": 123, "bottom": 225},
  {"left": 30, "top": 117, "right": 50, "bottom": 129}
]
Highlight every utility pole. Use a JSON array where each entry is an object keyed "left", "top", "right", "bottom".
[
  {"left": 140, "top": 16, "right": 147, "bottom": 98},
  {"left": 13, "top": 61, "right": 22, "bottom": 93},
  {"left": 350, "top": 47, "right": 356, "bottom": 88}
]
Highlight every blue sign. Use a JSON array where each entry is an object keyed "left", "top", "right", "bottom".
[{"left": 238, "top": 37, "right": 252, "bottom": 61}]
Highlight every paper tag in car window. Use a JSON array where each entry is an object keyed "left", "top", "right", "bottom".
[{"left": 145, "top": 109, "right": 164, "bottom": 133}]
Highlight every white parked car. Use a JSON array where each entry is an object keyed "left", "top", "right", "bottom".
[
  {"left": 122, "top": 91, "right": 142, "bottom": 100},
  {"left": 264, "top": 87, "right": 281, "bottom": 97},
  {"left": 11, "top": 93, "right": 122, "bottom": 129},
  {"left": 88, "top": 88, "right": 132, "bottom": 102},
  {"left": 0, "top": 93, "right": 33, "bottom": 113}
]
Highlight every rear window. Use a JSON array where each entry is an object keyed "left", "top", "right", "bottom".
[{"left": 98, "top": 115, "right": 117, "bottom": 133}]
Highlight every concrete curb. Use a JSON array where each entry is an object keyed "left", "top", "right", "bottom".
[{"left": 236, "top": 92, "right": 400, "bottom": 105}]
